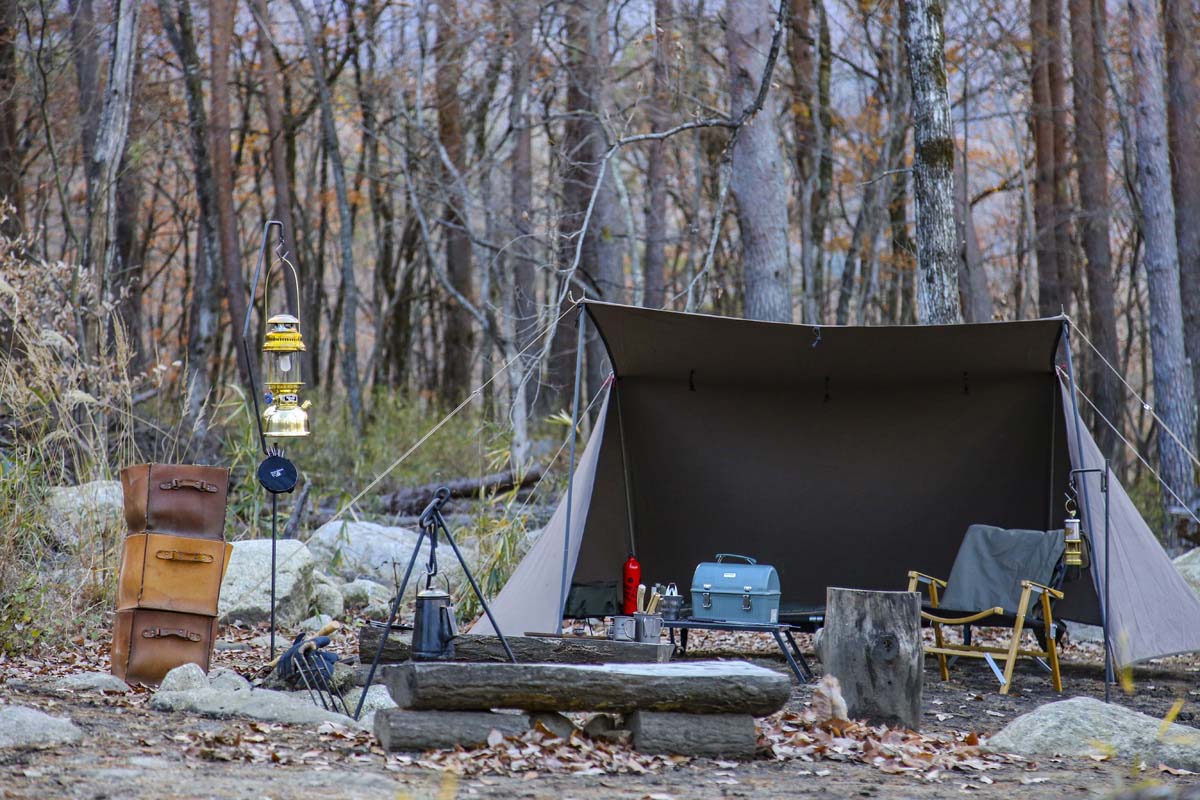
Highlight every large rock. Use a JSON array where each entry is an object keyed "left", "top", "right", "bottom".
[
  {"left": 340, "top": 578, "right": 392, "bottom": 609},
  {"left": 219, "top": 539, "right": 315, "bottom": 625},
  {"left": 46, "top": 480, "right": 123, "bottom": 549},
  {"left": 0, "top": 706, "right": 83, "bottom": 749},
  {"left": 158, "top": 663, "right": 209, "bottom": 693},
  {"left": 986, "top": 697, "right": 1200, "bottom": 770},
  {"left": 53, "top": 672, "right": 131, "bottom": 694},
  {"left": 306, "top": 520, "right": 477, "bottom": 589},
  {"left": 150, "top": 686, "right": 364, "bottom": 729},
  {"left": 313, "top": 583, "right": 345, "bottom": 618},
  {"left": 1174, "top": 549, "right": 1200, "bottom": 601}
]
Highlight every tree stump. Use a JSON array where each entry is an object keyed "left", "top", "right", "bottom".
[{"left": 823, "top": 587, "right": 923, "bottom": 729}]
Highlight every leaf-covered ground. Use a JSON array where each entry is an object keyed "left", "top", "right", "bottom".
[{"left": 1, "top": 620, "right": 1198, "bottom": 799}]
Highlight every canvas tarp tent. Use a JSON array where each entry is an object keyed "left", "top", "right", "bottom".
[{"left": 473, "top": 302, "right": 1200, "bottom": 666}]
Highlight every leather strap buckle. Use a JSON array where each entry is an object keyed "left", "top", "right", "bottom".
[
  {"left": 158, "top": 478, "right": 219, "bottom": 493},
  {"left": 155, "top": 550, "right": 214, "bottom": 563},
  {"left": 141, "top": 627, "right": 202, "bottom": 642}
]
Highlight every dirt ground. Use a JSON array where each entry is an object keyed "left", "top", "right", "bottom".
[{"left": 2, "top": 623, "right": 1198, "bottom": 800}]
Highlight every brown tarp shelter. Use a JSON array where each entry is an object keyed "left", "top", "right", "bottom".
[{"left": 473, "top": 302, "right": 1200, "bottom": 666}]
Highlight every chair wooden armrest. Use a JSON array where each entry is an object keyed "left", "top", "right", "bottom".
[
  {"left": 1020, "top": 580, "right": 1064, "bottom": 600},
  {"left": 921, "top": 606, "right": 1006, "bottom": 625},
  {"left": 907, "top": 571, "right": 947, "bottom": 588}
]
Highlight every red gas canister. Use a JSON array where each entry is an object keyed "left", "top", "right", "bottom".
[{"left": 622, "top": 555, "right": 642, "bottom": 615}]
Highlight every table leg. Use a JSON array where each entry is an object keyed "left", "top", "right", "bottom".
[
  {"left": 782, "top": 629, "right": 816, "bottom": 682},
  {"left": 773, "top": 629, "right": 808, "bottom": 684},
  {"left": 680, "top": 628, "right": 689, "bottom": 655}
]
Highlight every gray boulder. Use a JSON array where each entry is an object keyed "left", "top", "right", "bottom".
[
  {"left": 219, "top": 539, "right": 315, "bottom": 625},
  {"left": 158, "top": 663, "right": 209, "bottom": 693},
  {"left": 298, "top": 614, "right": 334, "bottom": 632},
  {"left": 313, "top": 583, "right": 345, "bottom": 618},
  {"left": 46, "top": 480, "right": 123, "bottom": 549},
  {"left": 306, "top": 520, "right": 477, "bottom": 589},
  {"left": 208, "top": 667, "right": 251, "bottom": 693},
  {"left": 986, "top": 697, "right": 1200, "bottom": 770},
  {"left": 149, "top": 687, "right": 365, "bottom": 729},
  {"left": 53, "top": 672, "right": 131, "bottom": 694},
  {"left": 340, "top": 578, "right": 392, "bottom": 609},
  {"left": 1174, "top": 549, "right": 1200, "bottom": 601},
  {"left": 0, "top": 705, "right": 83, "bottom": 749}
]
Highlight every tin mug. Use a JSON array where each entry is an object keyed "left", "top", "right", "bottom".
[{"left": 609, "top": 615, "right": 636, "bottom": 642}]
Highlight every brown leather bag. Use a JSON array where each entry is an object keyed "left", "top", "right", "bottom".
[
  {"left": 117, "top": 533, "right": 233, "bottom": 617},
  {"left": 110, "top": 608, "right": 218, "bottom": 685},
  {"left": 120, "top": 464, "right": 231, "bottom": 540}
]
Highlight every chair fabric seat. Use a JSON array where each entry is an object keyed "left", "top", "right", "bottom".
[{"left": 939, "top": 524, "right": 1065, "bottom": 615}]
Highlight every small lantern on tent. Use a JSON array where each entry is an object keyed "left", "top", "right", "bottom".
[
  {"left": 262, "top": 313, "right": 310, "bottom": 439},
  {"left": 1063, "top": 516, "right": 1084, "bottom": 568}
]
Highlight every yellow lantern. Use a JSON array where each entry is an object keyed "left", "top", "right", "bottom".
[
  {"left": 262, "top": 313, "right": 310, "bottom": 438},
  {"left": 1063, "top": 517, "right": 1084, "bottom": 568}
]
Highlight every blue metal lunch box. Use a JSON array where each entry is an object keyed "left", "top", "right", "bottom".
[{"left": 690, "top": 554, "right": 781, "bottom": 624}]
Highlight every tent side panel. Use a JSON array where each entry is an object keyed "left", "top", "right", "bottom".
[{"left": 1060, "top": 380, "right": 1200, "bottom": 665}]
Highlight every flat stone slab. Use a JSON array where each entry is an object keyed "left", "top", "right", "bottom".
[
  {"left": 150, "top": 687, "right": 365, "bottom": 729},
  {"left": 373, "top": 709, "right": 531, "bottom": 752},
  {"left": 985, "top": 697, "right": 1200, "bottom": 771},
  {"left": 626, "top": 711, "right": 757, "bottom": 759},
  {"left": 0, "top": 706, "right": 83, "bottom": 749},
  {"left": 53, "top": 672, "right": 131, "bottom": 694},
  {"left": 384, "top": 660, "right": 790, "bottom": 716}
]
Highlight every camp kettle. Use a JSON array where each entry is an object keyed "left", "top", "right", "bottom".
[{"left": 412, "top": 588, "right": 458, "bottom": 660}]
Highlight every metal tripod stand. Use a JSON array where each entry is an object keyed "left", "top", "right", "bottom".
[{"left": 354, "top": 487, "right": 517, "bottom": 720}]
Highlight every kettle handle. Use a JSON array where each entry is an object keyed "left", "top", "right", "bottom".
[{"left": 715, "top": 553, "right": 757, "bottom": 565}]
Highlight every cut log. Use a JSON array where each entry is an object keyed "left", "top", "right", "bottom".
[
  {"left": 383, "top": 661, "right": 791, "bottom": 715},
  {"left": 625, "top": 711, "right": 757, "bottom": 758},
  {"left": 373, "top": 708, "right": 530, "bottom": 752},
  {"left": 823, "top": 587, "right": 923, "bottom": 729},
  {"left": 358, "top": 628, "right": 672, "bottom": 666},
  {"left": 382, "top": 468, "right": 543, "bottom": 515}
]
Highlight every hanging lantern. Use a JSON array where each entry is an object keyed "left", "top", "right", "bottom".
[
  {"left": 262, "top": 312, "right": 310, "bottom": 438},
  {"left": 1063, "top": 517, "right": 1084, "bottom": 568}
]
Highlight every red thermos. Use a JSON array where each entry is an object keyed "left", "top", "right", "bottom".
[{"left": 622, "top": 555, "right": 641, "bottom": 615}]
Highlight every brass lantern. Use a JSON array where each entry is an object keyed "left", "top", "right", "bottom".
[
  {"left": 262, "top": 312, "right": 310, "bottom": 438},
  {"left": 1063, "top": 516, "right": 1084, "bottom": 568},
  {"left": 261, "top": 312, "right": 310, "bottom": 438}
]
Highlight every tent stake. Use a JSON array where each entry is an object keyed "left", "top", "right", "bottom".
[
  {"left": 558, "top": 305, "right": 587, "bottom": 627},
  {"left": 1062, "top": 320, "right": 1112, "bottom": 702}
]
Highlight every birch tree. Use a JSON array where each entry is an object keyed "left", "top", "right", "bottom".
[
  {"left": 900, "top": 0, "right": 961, "bottom": 323},
  {"left": 727, "top": 0, "right": 791, "bottom": 322},
  {"left": 1128, "top": 0, "right": 1197, "bottom": 540}
]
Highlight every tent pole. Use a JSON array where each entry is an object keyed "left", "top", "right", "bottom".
[
  {"left": 1062, "top": 320, "right": 1110, "bottom": 700},
  {"left": 558, "top": 305, "right": 587, "bottom": 627},
  {"left": 615, "top": 380, "right": 637, "bottom": 557},
  {"left": 1104, "top": 459, "right": 1112, "bottom": 698}
]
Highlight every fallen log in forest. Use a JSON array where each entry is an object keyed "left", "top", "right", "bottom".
[
  {"left": 382, "top": 467, "right": 544, "bottom": 515},
  {"left": 358, "top": 627, "right": 672, "bottom": 666}
]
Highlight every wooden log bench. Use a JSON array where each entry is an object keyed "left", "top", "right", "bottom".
[
  {"left": 358, "top": 627, "right": 673, "bottom": 667},
  {"left": 372, "top": 660, "right": 789, "bottom": 757}
]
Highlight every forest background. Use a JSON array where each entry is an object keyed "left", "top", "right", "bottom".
[{"left": 1, "top": 0, "right": 1199, "bottom": 648}]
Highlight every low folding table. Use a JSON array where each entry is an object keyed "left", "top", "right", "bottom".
[{"left": 664, "top": 618, "right": 815, "bottom": 683}]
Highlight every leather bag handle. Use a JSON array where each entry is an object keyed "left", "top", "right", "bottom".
[
  {"left": 155, "top": 550, "right": 214, "bottom": 564},
  {"left": 141, "top": 627, "right": 202, "bottom": 642},
  {"left": 158, "top": 478, "right": 219, "bottom": 493}
]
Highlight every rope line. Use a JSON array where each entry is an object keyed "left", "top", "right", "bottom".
[
  {"left": 1068, "top": 318, "right": 1200, "bottom": 472},
  {"left": 1070, "top": 375, "right": 1200, "bottom": 526}
]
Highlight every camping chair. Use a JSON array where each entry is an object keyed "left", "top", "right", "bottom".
[{"left": 906, "top": 524, "right": 1066, "bottom": 695}]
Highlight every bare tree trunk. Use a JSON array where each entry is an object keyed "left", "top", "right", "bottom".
[
  {"left": 209, "top": 0, "right": 251, "bottom": 384},
  {"left": 900, "top": 0, "right": 961, "bottom": 323},
  {"left": 1030, "top": 0, "right": 1062, "bottom": 316},
  {"left": 291, "top": 0, "right": 363, "bottom": 430},
  {"left": 68, "top": 0, "right": 100, "bottom": 266},
  {"left": 642, "top": 0, "right": 673, "bottom": 310},
  {"left": 727, "top": 0, "right": 791, "bottom": 322},
  {"left": 1128, "top": 0, "right": 1197, "bottom": 545},
  {"left": 1048, "top": 0, "right": 1073, "bottom": 314},
  {"left": 1165, "top": 0, "right": 1200, "bottom": 426},
  {"left": 158, "top": 0, "right": 222, "bottom": 444},
  {"left": 1070, "top": 0, "right": 1120, "bottom": 459},
  {"left": 788, "top": 0, "right": 817, "bottom": 322},
  {"left": 435, "top": 0, "right": 475, "bottom": 402},
  {"left": 0, "top": 0, "right": 20, "bottom": 237},
  {"left": 953, "top": 154, "right": 991, "bottom": 322}
]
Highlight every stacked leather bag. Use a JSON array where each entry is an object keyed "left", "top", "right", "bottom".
[{"left": 110, "top": 464, "right": 233, "bottom": 685}]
